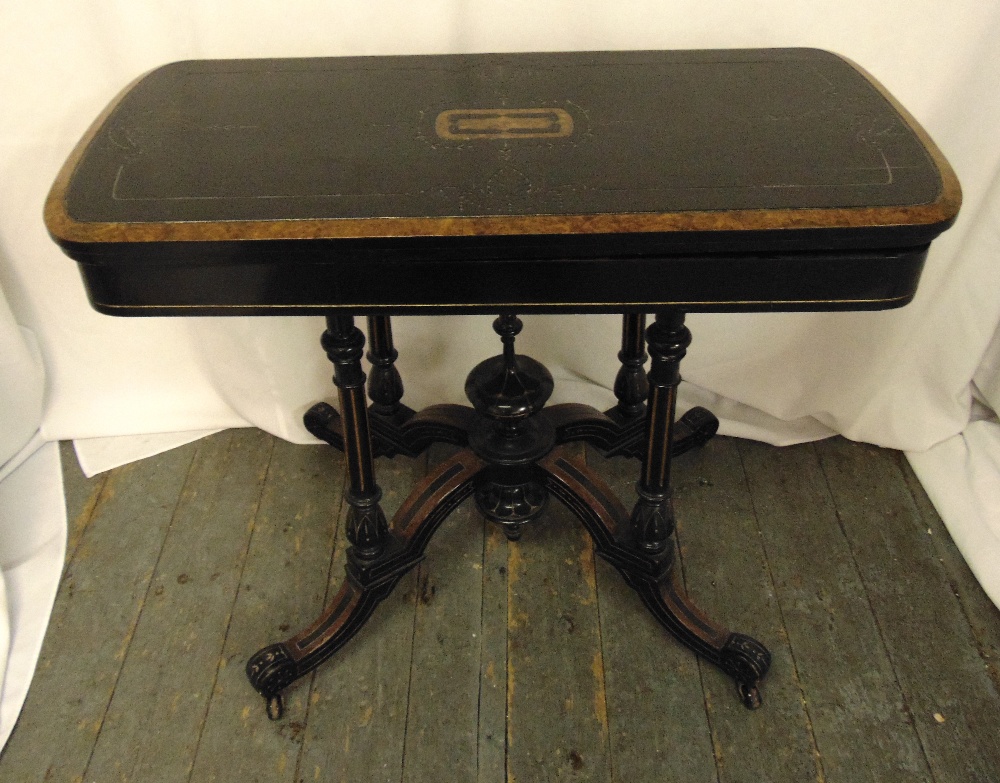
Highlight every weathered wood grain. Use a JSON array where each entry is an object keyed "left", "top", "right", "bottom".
[
  {"left": 5, "top": 432, "right": 1000, "bottom": 783},
  {"left": 817, "top": 437, "right": 1000, "bottom": 783},
  {"left": 401, "top": 447, "right": 488, "bottom": 783},
  {"left": 0, "top": 441, "right": 198, "bottom": 782},
  {"left": 673, "top": 436, "right": 823, "bottom": 783},
  {"left": 586, "top": 448, "right": 718, "bottom": 782},
  {"left": 188, "top": 440, "right": 346, "bottom": 782},
  {"left": 898, "top": 453, "right": 1000, "bottom": 691},
  {"left": 61, "top": 441, "right": 111, "bottom": 559},
  {"left": 294, "top": 452, "right": 421, "bottom": 783},
  {"left": 478, "top": 523, "right": 509, "bottom": 783},
  {"left": 82, "top": 429, "right": 274, "bottom": 783},
  {"left": 738, "top": 439, "right": 933, "bottom": 783},
  {"left": 506, "top": 444, "right": 613, "bottom": 783}
]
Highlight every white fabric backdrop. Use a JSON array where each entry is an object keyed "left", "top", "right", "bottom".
[
  {"left": 0, "top": 280, "right": 66, "bottom": 747},
  {"left": 2, "top": 0, "right": 1000, "bottom": 745}
]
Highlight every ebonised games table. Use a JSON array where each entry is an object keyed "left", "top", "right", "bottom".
[{"left": 45, "top": 49, "right": 960, "bottom": 721}]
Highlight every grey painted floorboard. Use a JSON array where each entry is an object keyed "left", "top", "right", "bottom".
[
  {"left": 588, "top": 449, "right": 718, "bottom": 783},
  {"left": 673, "top": 438, "right": 822, "bottom": 783},
  {"left": 189, "top": 440, "right": 347, "bottom": 783},
  {"left": 899, "top": 455, "right": 1000, "bottom": 692},
  {"left": 505, "top": 444, "right": 613, "bottom": 783},
  {"left": 2, "top": 432, "right": 999, "bottom": 783},
  {"left": 478, "top": 523, "right": 509, "bottom": 783},
  {"left": 738, "top": 440, "right": 932, "bottom": 783},
  {"left": 817, "top": 438, "right": 1000, "bottom": 783},
  {"left": 82, "top": 429, "right": 275, "bottom": 783},
  {"left": 0, "top": 440, "right": 199, "bottom": 782}
]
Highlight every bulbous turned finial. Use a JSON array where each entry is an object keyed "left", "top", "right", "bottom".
[{"left": 465, "top": 315, "right": 553, "bottom": 428}]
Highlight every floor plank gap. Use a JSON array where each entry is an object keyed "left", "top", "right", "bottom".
[
  {"left": 734, "top": 440, "right": 829, "bottom": 783},
  {"left": 80, "top": 440, "right": 205, "bottom": 783},
  {"left": 187, "top": 437, "right": 277, "bottom": 782},
  {"left": 290, "top": 458, "right": 349, "bottom": 783},
  {"left": 5, "top": 432, "right": 1000, "bottom": 783}
]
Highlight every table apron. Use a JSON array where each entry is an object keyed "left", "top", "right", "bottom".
[{"left": 74, "top": 244, "right": 929, "bottom": 316}]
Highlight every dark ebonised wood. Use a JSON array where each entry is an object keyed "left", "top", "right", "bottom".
[
  {"left": 250, "top": 313, "right": 766, "bottom": 717},
  {"left": 46, "top": 49, "right": 960, "bottom": 315}
]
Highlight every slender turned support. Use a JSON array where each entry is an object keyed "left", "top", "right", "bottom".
[
  {"left": 611, "top": 313, "right": 649, "bottom": 421},
  {"left": 322, "top": 315, "right": 388, "bottom": 560},
  {"left": 304, "top": 315, "right": 470, "bottom": 458},
  {"left": 249, "top": 315, "right": 395, "bottom": 720},
  {"left": 366, "top": 315, "right": 405, "bottom": 417},
  {"left": 632, "top": 310, "right": 689, "bottom": 555}
]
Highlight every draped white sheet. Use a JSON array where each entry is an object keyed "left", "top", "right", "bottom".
[
  {"left": 2, "top": 0, "right": 1000, "bottom": 746},
  {"left": 0, "top": 283, "right": 65, "bottom": 748}
]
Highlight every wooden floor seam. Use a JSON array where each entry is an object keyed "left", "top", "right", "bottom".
[{"left": 3, "top": 432, "right": 1000, "bottom": 783}]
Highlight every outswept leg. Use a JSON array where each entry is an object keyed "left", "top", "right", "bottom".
[
  {"left": 544, "top": 403, "right": 718, "bottom": 459},
  {"left": 247, "top": 448, "right": 485, "bottom": 718},
  {"left": 539, "top": 448, "right": 771, "bottom": 708}
]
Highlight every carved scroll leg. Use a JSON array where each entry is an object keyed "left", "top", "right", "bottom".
[
  {"left": 306, "top": 401, "right": 475, "bottom": 458},
  {"left": 634, "top": 572, "right": 771, "bottom": 709},
  {"left": 247, "top": 448, "right": 485, "bottom": 718},
  {"left": 545, "top": 403, "right": 719, "bottom": 459},
  {"left": 303, "top": 314, "right": 475, "bottom": 457},
  {"left": 539, "top": 449, "right": 771, "bottom": 708},
  {"left": 247, "top": 582, "right": 378, "bottom": 721},
  {"left": 672, "top": 406, "right": 720, "bottom": 457}
]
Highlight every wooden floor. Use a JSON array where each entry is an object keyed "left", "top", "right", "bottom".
[{"left": 3, "top": 430, "right": 1000, "bottom": 782}]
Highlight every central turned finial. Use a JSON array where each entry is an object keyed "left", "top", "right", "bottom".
[
  {"left": 465, "top": 315, "right": 553, "bottom": 431},
  {"left": 464, "top": 315, "right": 556, "bottom": 540}
]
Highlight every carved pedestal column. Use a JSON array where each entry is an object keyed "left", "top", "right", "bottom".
[
  {"left": 631, "top": 310, "right": 688, "bottom": 557},
  {"left": 250, "top": 310, "right": 767, "bottom": 718},
  {"left": 465, "top": 315, "right": 556, "bottom": 541},
  {"left": 323, "top": 315, "right": 389, "bottom": 559}
]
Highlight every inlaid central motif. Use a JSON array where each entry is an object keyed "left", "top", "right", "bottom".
[{"left": 435, "top": 108, "right": 574, "bottom": 140}]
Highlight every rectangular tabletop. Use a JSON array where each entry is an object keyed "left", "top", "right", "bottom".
[{"left": 45, "top": 49, "right": 960, "bottom": 315}]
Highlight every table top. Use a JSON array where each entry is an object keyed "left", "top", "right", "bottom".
[{"left": 45, "top": 49, "right": 960, "bottom": 315}]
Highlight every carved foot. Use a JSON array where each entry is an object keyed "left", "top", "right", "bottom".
[
  {"left": 719, "top": 633, "right": 772, "bottom": 709},
  {"left": 303, "top": 401, "right": 346, "bottom": 450},
  {"left": 246, "top": 449, "right": 485, "bottom": 717},
  {"left": 540, "top": 449, "right": 770, "bottom": 709},
  {"left": 647, "top": 574, "right": 771, "bottom": 709},
  {"left": 304, "top": 401, "right": 475, "bottom": 457},
  {"left": 246, "top": 643, "right": 298, "bottom": 720}
]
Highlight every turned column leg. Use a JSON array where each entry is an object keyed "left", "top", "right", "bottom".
[
  {"left": 366, "top": 315, "right": 408, "bottom": 419},
  {"left": 323, "top": 315, "right": 389, "bottom": 559},
  {"left": 551, "top": 311, "right": 716, "bottom": 458},
  {"left": 631, "top": 309, "right": 688, "bottom": 555},
  {"left": 539, "top": 310, "right": 770, "bottom": 708},
  {"left": 610, "top": 313, "right": 649, "bottom": 422},
  {"left": 248, "top": 315, "right": 392, "bottom": 719},
  {"left": 305, "top": 315, "right": 474, "bottom": 458}
]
